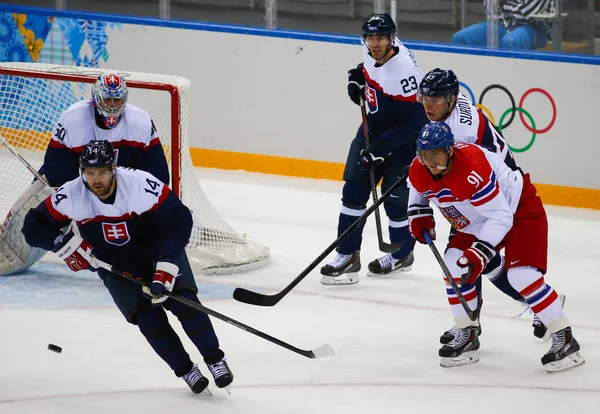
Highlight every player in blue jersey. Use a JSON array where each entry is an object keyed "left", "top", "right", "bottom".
[
  {"left": 320, "top": 13, "right": 428, "bottom": 285},
  {"left": 416, "top": 68, "right": 564, "bottom": 342},
  {"left": 22, "top": 140, "right": 232, "bottom": 394}
]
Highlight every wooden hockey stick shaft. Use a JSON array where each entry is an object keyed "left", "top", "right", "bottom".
[
  {"left": 423, "top": 232, "right": 481, "bottom": 321},
  {"left": 360, "top": 98, "right": 404, "bottom": 253},
  {"left": 0, "top": 135, "right": 49, "bottom": 186},
  {"left": 91, "top": 256, "right": 334, "bottom": 359},
  {"left": 232, "top": 173, "right": 407, "bottom": 307}
]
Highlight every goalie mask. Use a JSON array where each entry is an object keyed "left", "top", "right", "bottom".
[{"left": 92, "top": 74, "right": 128, "bottom": 129}]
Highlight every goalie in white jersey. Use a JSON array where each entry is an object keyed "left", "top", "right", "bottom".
[
  {"left": 416, "top": 68, "right": 561, "bottom": 342},
  {"left": 407, "top": 122, "right": 584, "bottom": 372},
  {"left": 0, "top": 74, "right": 170, "bottom": 276},
  {"left": 22, "top": 140, "right": 233, "bottom": 394}
]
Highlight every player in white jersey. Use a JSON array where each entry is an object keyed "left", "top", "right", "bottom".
[
  {"left": 0, "top": 74, "right": 170, "bottom": 276},
  {"left": 22, "top": 140, "right": 233, "bottom": 394},
  {"left": 320, "top": 13, "right": 427, "bottom": 284},
  {"left": 407, "top": 122, "right": 584, "bottom": 372},
  {"left": 416, "top": 68, "right": 560, "bottom": 342}
]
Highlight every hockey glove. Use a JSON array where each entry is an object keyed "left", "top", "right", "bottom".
[
  {"left": 359, "top": 141, "right": 391, "bottom": 170},
  {"left": 142, "top": 261, "right": 179, "bottom": 305},
  {"left": 457, "top": 240, "right": 496, "bottom": 285},
  {"left": 407, "top": 206, "right": 436, "bottom": 244},
  {"left": 53, "top": 231, "right": 96, "bottom": 272},
  {"left": 347, "top": 63, "right": 366, "bottom": 106}
]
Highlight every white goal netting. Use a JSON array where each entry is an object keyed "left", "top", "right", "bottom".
[{"left": 0, "top": 62, "right": 269, "bottom": 275}]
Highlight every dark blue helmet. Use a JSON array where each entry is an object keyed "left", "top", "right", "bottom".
[
  {"left": 418, "top": 68, "right": 459, "bottom": 101},
  {"left": 417, "top": 122, "right": 454, "bottom": 152},
  {"left": 362, "top": 13, "right": 396, "bottom": 37},
  {"left": 79, "top": 140, "right": 116, "bottom": 170}
]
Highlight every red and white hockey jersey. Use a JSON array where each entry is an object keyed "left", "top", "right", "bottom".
[{"left": 408, "top": 142, "right": 524, "bottom": 247}]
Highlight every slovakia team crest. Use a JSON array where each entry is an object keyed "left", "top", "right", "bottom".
[
  {"left": 102, "top": 222, "right": 130, "bottom": 246},
  {"left": 365, "top": 85, "right": 378, "bottom": 114},
  {"left": 103, "top": 74, "right": 123, "bottom": 90}
]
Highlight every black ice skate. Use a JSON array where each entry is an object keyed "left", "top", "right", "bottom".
[
  {"left": 439, "top": 326, "right": 480, "bottom": 368},
  {"left": 181, "top": 363, "right": 210, "bottom": 394},
  {"left": 207, "top": 358, "right": 234, "bottom": 392},
  {"left": 532, "top": 294, "right": 566, "bottom": 341},
  {"left": 320, "top": 251, "right": 360, "bottom": 285},
  {"left": 440, "top": 324, "right": 482, "bottom": 345},
  {"left": 367, "top": 251, "right": 414, "bottom": 276},
  {"left": 541, "top": 326, "right": 585, "bottom": 373}
]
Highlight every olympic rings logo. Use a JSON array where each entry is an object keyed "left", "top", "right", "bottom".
[{"left": 458, "top": 82, "right": 557, "bottom": 153}]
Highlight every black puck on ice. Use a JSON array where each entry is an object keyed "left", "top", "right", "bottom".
[{"left": 47, "top": 344, "right": 62, "bottom": 353}]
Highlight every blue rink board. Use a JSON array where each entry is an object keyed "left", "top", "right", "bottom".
[
  {"left": 0, "top": 263, "right": 235, "bottom": 309},
  {"left": 2, "top": 4, "right": 599, "bottom": 66}
]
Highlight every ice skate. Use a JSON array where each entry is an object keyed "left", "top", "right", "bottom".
[
  {"left": 181, "top": 363, "right": 210, "bottom": 395},
  {"left": 207, "top": 358, "right": 234, "bottom": 394},
  {"left": 542, "top": 326, "right": 585, "bottom": 373},
  {"left": 320, "top": 251, "right": 360, "bottom": 285},
  {"left": 367, "top": 251, "right": 414, "bottom": 276},
  {"left": 533, "top": 294, "right": 566, "bottom": 341},
  {"left": 440, "top": 324, "right": 482, "bottom": 345},
  {"left": 439, "top": 326, "right": 480, "bottom": 368}
]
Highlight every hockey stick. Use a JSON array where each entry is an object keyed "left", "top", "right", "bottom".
[
  {"left": 233, "top": 173, "right": 407, "bottom": 307},
  {"left": 0, "top": 135, "right": 49, "bottom": 186},
  {"left": 91, "top": 256, "right": 335, "bottom": 360},
  {"left": 360, "top": 98, "right": 404, "bottom": 253},
  {"left": 423, "top": 232, "right": 482, "bottom": 322}
]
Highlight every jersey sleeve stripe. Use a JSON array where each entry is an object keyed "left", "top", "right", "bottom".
[
  {"left": 44, "top": 197, "right": 69, "bottom": 221},
  {"left": 471, "top": 184, "right": 499, "bottom": 207},
  {"left": 150, "top": 185, "right": 171, "bottom": 212},
  {"left": 476, "top": 110, "right": 487, "bottom": 145},
  {"left": 363, "top": 71, "right": 418, "bottom": 102}
]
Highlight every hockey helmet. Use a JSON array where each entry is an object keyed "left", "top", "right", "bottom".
[
  {"left": 418, "top": 68, "right": 459, "bottom": 102},
  {"left": 79, "top": 140, "right": 116, "bottom": 172},
  {"left": 92, "top": 73, "right": 128, "bottom": 129},
  {"left": 361, "top": 13, "right": 396, "bottom": 37},
  {"left": 417, "top": 122, "right": 454, "bottom": 153}
]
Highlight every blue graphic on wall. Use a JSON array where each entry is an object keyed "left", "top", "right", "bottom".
[{"left": 0, "top": 12, "right": 121, "bottom": 67}]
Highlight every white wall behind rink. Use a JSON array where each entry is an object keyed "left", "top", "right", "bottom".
[{"left": 103, "top": 24, "right": 596, "bottom": 190}]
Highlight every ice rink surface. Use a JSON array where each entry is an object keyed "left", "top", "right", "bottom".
[{"left": 1, "top": 168, "right": 599, "bottom": 414}]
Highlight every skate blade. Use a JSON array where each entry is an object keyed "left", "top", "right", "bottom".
[
  {"left": 200, "top": 387, "right": 213, "bottom": 396},
  {"left": 320, "top": 272, "right": 359, "bottom": 285},
  {"left": 222, "top": 385, "right": 231, "bottom": 395},
  {"left": 367, "top": 265, "right": 412, "bottom": 277},
  {"left": 440, "top": 351, "right": 480, "bottom": 368},
  {"left": 545, "top": 352, "right": 585, "bottom": 373}
]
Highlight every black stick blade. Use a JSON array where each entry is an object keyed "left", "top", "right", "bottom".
[
  {"left": 233, "top": 287, "right": 280, "bottom": 307},
  {"left": 378, "top": 241, "right": 405, "bottom": 253}
]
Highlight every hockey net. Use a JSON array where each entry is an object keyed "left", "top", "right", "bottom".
[{"left": 0, "top": 62, "right": 269, "bottom": 275}]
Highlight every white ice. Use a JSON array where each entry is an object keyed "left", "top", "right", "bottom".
[{"left": 1, "top": 169, "right": 599, "bottom": 414}]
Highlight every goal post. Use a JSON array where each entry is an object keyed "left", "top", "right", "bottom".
[{"left": 0, "top": 62, "right": 269, "bottom": 275}]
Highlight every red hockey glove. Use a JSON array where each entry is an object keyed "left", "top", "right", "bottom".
[
  {"left": 53, "top": 231, "right": 95, "bottom": 272},
  {"left": 457, "top": 240, "right": 496, "bottom": 285},
  {"left": 408, "top": 206, "right": 436, "bottom": 244},
  {"left": 142, "top": 261, "right": 179, "bottom": 305}
]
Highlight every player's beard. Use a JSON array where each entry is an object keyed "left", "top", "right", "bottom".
[{"left": 90, "top": 176, "right": 115, "bottom": 199}]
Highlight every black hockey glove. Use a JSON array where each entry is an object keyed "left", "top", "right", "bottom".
[
  {"left": 347, "top": 63, "right": 366, "bottom": 106},
  {"left": 358, "top": 141, "right": 391, "bottom": 170}
]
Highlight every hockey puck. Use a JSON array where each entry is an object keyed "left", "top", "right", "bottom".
[{"left": 47, "top": 344, "right": 62, "bottom": 353}]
